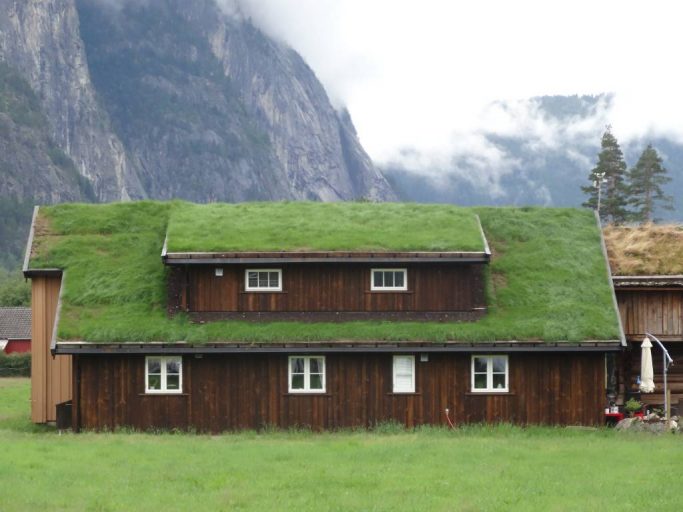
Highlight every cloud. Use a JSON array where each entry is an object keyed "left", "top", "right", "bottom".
[{"left": 221, "top": 0, "right": 683, "bottom": 186}]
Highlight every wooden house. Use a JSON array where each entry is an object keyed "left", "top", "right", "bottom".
[
  {"left": 0, "top": 307, "right": 32, "bottom": 354},
  {"left": 604, "top": 224, "right": 683, "bottom": 411},
  {"left": 23, "top": 202, "right": 624, "bottom": 431}
]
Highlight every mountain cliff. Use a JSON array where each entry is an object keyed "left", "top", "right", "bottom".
[
  {"left": 0, "top": 0, "right": 393, "bottom": 201},
  {"left": 0, "top": 0, "right": 394, "bottom": 268}
]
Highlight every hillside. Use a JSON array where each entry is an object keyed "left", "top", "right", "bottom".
[{"left": 385, "top": 95, "right": 683, "bottom": 221}]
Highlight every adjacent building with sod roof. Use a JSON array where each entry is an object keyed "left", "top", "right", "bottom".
[
  {"left": 24, "top": 201, "right": 623, "bottom": 430},
  {"left": 604, "top": 224, "right": 683, "bottom": 410}
]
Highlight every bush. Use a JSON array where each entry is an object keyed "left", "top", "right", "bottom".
[{"left": 0, "top": 352, "right": 31, "bottom": 377}]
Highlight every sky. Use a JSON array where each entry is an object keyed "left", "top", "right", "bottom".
[{"left": 231, "top": 0, "right": 683, "bottom": 173}]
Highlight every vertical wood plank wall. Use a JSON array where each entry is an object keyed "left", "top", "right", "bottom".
[
  {"left": 174, "top": 263, "right": 487, "bottom": 313},
  {"left": 31, "top": 276, "right": 72, "bottom": 423},
  {"left": 74, "top": 352, "right": 605, "bottom": 431},
  {"left": 617, "top": 290, "right": 683, "bottom": 339}
]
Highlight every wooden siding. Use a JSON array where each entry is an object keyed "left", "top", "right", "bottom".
[
  {"left": 73, "top": 352, "right": 605, "bottom": 431},
  {"left": 624, "top": 342, "right": 683, "bottom": 408},
  {"left": 616, "top": 289, "right": 683, "bottom": 341},
  {"left": 171, "top": 263, "right": 486, "bottom": 314},
  {"left": 31, "top": 276, "right": 71, "bottom": 423}
]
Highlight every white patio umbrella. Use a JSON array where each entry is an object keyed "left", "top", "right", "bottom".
[{"left": 639, "top": 337, "right": 655, "bottom": 393}]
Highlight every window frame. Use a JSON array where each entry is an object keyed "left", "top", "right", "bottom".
[
  {"left": 145, "top": 356, "right": 183, "bottom": 394},
  {"left": 392, "top": 355, "right": 416, "bottom": 393},
  {"left": 370, "top": 268, "right": 408, "bottom": 291},
  {"left": 244, "top": 268, "right": 283, "bottom": 292},
  {"left": 471, "top": 355, "right": 509, "bottom": 393},
  {"left": 288, "top": 355, "right": 326, "bottom": 394}
]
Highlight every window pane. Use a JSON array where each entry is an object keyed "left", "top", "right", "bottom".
[
  {"left": 147, "top": 358, "right": 161, "bottom": 374},
  {"left": 492, "top": 357, "right": 507, "bottom": 373},
  {"left": 166, "top": 359, "right": 180, "bottom": 375},
  {"left": 291, "top": 374, "right": 304, "bottom": 389},
  {"left": 394, "top": 271, "right": 404, "bottom": 288},
  {"left": 248, "top": 272, "right": 258, "bottom": 288},
  {"left": 473, "top": 357, "right": 487, "bottom": 373},
  {"left": 493, "top": 374, "right": 506, "bottom": 389},
  {"left": 373, "top": 271, "right": 382, "bottom": 288},
  {"left": 148, "top": 374, "right": 161, "bottom": 390},
  {"left": 258, "top": 272, "right": 268, "bottom": 287},
  {"left": 269, "top": 272, "right": 279, "bottom": 288},
  {"left": 309, "top": 357, "right": 323, "bottom": 373},
  {"left": 291, "top": 358, "right": 304, "bottom": 374},
  {"left": 385, "top": 271, "right": 394, "bottom": 287},
  {"left": 309, "top": 374, "right": 323, "bottom": 390},
  {"left": 474, "top": 373, "right": 487, "bottom": 389},
  {"left": 166, "top": 375, "right": 180, "bottom": 390}
]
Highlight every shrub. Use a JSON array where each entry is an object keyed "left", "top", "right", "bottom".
[{"left": 0, "top": 352, "right": 31, "bottom": 377}]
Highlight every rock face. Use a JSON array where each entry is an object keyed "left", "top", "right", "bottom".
[
  {"left": 0, "top": 0, "right": 143, "bottom": 200},
  {"left": 0, "top": 0, "right": 393, "bottom": 204}
]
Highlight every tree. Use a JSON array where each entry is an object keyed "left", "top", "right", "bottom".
[
  {"left": 582, "top": 127, "right": 629, "bottom": 224},
  {"left": 626, "top": 144, "right": 673, "bottom": 222}
]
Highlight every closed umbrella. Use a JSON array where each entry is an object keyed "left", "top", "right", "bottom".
[{"left": 639, "top": 337, "right": 655, "bottom": 393}]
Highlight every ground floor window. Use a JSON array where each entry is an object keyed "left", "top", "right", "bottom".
[
  {"left": 289, "top": 356, "right": 325, "bottom": 393},
  {"left": 392, "top": 355, "right": 415, "bottom": 393},
  {"left": 145, "top": 356, "right": 182, "bottom": 394},
  {"left": 471, "top": 355, "right": 508, "bottom": 392}
]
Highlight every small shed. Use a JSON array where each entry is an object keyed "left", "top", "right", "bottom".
[{"left": 0, "top": 307, "right": 32, "bottom": 354}]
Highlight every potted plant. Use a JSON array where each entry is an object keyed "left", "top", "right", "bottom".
[{"left": 624, "top": 398, "right": 643, "bottom": 418}]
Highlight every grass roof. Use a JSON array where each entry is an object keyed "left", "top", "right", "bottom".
[
  {"left": 166, "top": 202, "right": 485, "bottom": 252},
  {"left": 28, "top": 201, "right": 621, "bottom": 343},
  {"left": 603, "top": 223, "right": 683, "bottom": 276}
]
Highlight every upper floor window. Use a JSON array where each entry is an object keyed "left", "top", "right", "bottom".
[
  {"left": 288, "top": 356, "right": 325, "bottom": 393},
  {"left": 245, "top": 269, "right": 282, "bottom": 291},
  {"left": 371, "top": 268, "right": 407, "bottom": 291},
  {"left": 471, "top": 355, "right": 508, "bottom": 392},
  {"left": 145, "top": 356, "right": 182, "bottom": 394}
]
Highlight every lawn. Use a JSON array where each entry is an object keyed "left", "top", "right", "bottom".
[{"left": 1, "top": 378, "right": 681, "bottom": 511}]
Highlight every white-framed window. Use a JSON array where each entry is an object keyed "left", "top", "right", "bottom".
[
  {"left": 371, "top": 268, "right": 407, "bottom": 291},
  {"left": 245, "top": 269, "right": 282, "bottom": 291},
  {"left": 393, "top": 355, "right": 415, "bottom": 393},
  {"left": 145, "top": 356, "right": 182, "bottom": 394},
  {"left": 288, "top": 356, "right": 325, "bottom": 393},
  {"left": 471, "top": 355, "right": 508, "bottom": 392}
]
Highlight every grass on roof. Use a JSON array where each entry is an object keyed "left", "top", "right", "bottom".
[
  {"left": 604, "top": 223, "right": 683, "bottom": 276},
  {"left": 29, "top": 201, "right": 621, "bottom": 343},
  {"left": 166, "top": 202, "right": 485, "bottom": 252}
]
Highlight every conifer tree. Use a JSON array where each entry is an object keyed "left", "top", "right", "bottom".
[
  {"left": 581, "top": 127, "right": 629, "bottom": 224},
  {"left": 627, "top": 144, "right": 673, "bottom": 222}
]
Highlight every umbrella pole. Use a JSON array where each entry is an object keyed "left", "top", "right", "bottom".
[{"left": 646, "top": 333, "right": 674, "bottom": 421}]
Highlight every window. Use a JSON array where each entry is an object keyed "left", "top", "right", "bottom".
[
  {"left": 145, "top": 356, "right": 182, "bottom": 394},
  {"left": 288, "top": 356, "right": 325, "bottom": 393},
  {"left": 371, "top": 268, "right": 407, "bottom": 291},
  {"left": 393, "top": 355, "right": 415, "bottom": 393},
  {"left": 245, "top": 269, "right": 282, "bottom": 291},
  {"left": 471, "top": 355, "right": 508, "bottom": 392}
]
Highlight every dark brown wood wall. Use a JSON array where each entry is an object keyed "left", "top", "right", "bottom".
[
  {"left": 72, "top": 351, "right": 605, "bottom": 432},
  {"left": 171, "top": 263, "right": 486, "bottom": 313},
  {"left": 617, "top": 289, "right": 683, "bottom": 341},
  {"left": 623, "top": 343, "right": 683, "bottom": 408}
]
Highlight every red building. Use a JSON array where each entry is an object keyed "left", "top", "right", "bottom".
[{"left": 0, "top": 307, "right": 31, "bottom": 354}]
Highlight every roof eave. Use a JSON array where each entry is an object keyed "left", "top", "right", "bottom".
[{"left": 53, "top": 340, "right": 623, "bottom": 355}]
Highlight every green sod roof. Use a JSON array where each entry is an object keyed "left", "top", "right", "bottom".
[
  {"left": 166, "top": 202, "right": 485, "bottom": 253},
  {"left": 27, "top": 201, "right": 621, "bottom": 343}
]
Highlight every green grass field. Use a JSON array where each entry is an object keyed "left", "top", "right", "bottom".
[{"left": 1, "top": 378, "right": 680, "bottom": 511}]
